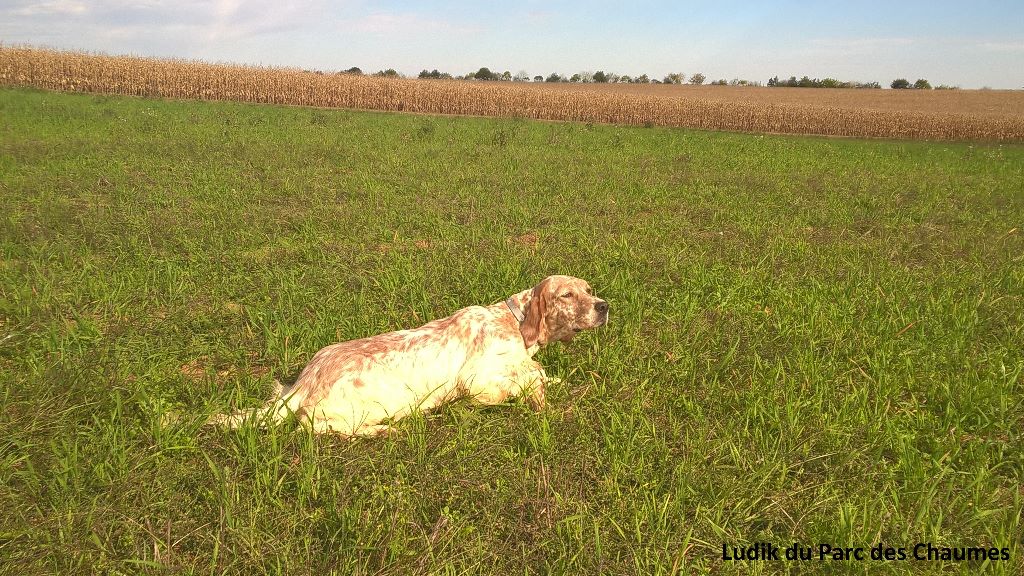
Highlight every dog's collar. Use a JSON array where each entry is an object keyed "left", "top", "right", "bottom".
[{"left": 505, "top": 296, "right": 525, "bottom": 323}]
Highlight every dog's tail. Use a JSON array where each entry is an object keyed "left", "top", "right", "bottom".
[{"left": 207, "top": 380, "right": 294, "bottom": 428}]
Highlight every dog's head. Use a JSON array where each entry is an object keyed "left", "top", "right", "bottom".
[{"left": 519, "top": 275, "right": 608, "bottom": 348}]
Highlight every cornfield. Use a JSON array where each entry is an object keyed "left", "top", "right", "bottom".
[{"left": 2, "top": 45, "right": 1023, "bottom": 141}]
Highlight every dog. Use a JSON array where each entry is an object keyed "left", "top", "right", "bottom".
[{"left": 210, "top": 275, "right": 608, "bottom": 435}]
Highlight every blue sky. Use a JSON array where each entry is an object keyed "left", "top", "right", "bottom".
[{"left": 2, "top": 1, "right": 1022, "bottom": 88}]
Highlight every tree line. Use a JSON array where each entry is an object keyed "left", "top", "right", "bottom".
[
  {"left": 342, "top": 66, "right": 751, "bottom": 86},
  {"left": 421, "top": 68, "right": 744, "bottom": 86},
  {"left": 769, "top": 76, "right": 958, "bottom": 90},
  {"left": 339, "top": 67, "right": 956, "bottom": 90}
]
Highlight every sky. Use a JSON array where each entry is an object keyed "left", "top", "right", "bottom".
[{"left": 1, "top": 1, "right": 1022, "bottom": 89}]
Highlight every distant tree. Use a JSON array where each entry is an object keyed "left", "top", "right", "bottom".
[
  {"left": 545, "top": 73, "right": 562, "bottom": 82},
  {"left": 689, "top": 72, "right": 706, "bottom": 85},
  {"left": 418, "top": 69, "right": 451, "bottom": 79},
  {"left": 514, "top": 70, "right": 530, "bottom": 82},
  {"left": 473, "top": 67, "right": 497, "bottom": 81},
  {"left": 770, "top": 74, "right": 877, "bottom": 89},
  {"left": 619, "top": 74, "right": 633, "bottom": 83},
  {"left": 635, "top": 74, "right": 650, "bottom": 83},
  {"left": 913, "top": 78, "right": 932, "bottom": 89},
  {"left": 569, "top": 73, "right": 582, "bottom": 83},
  {"left": 375, "top": 69, "right": 400, "bottom": 78},
  {"left": 593, "top": 70, "right": 608, "bottom": 83},
  {"left": 663, "top": 73, "right": 684, "bottom": 84},
  {"left": 578, "top": 71, "right": 595, "bottom": 83},
  {"left": 935, "top": 84, "right": 959, "bottom": 90},
  {"left": 891, "top": 78, "right": 911, "bottom": 89},
  {"left": 501, "top": 70, "right": 512, "bottom": 81},
  {"left": 342, "top": 66, "right": 363, "bottom": 75},
  {"left": 712, "top": 79, "right": 727, "bottom": 85},
  {"left": 534, "top": 75, "right": 544, "bottom": 82}
]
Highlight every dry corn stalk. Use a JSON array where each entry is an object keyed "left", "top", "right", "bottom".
[{"left": 2, "top": 45, "right": 1022, "bottom": 142}]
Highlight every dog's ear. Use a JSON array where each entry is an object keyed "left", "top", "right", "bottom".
[{"left": 519, "top": 278, "right": 550, "bottom": 348}]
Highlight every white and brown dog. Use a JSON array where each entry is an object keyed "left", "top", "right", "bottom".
[{"left": 212, "top": 275, "right": 608, "bottom": 435}]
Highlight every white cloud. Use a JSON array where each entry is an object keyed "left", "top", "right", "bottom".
[
  {"left": 808, "top": 37, "right": 915, "bottom": 52},
  {"left": 3, "top": 0, "right": 331, "bottom": 38},
  {"left": 205, "top": 0, "right": 325, "bottom": 40},
  {"left": 0, "top": 0, "right": 344, "bottom": 58},
  {"left": 9, "top": 1, "right": 87, "bottom": 16},
  {"left": 525, "top": 10, "right": 555, "bottom": 25},
  {"left": 979, "top": 41, "right": 1024, "bottom": 52},
  {"left": 348, "top": 12, "right": 482, "bottom": 35}
]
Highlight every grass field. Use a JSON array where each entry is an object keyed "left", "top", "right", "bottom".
[
  {"left": 3, "top": 46, "right": 1024, "bottom": 142},
  {"left": 1, "top": 87, "right": 1023, "bottom": 574}
]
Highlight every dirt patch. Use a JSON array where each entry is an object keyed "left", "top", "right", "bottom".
[
  {"left": 179, "top": 353, "right": 270, "bottom": 382},
  {"left": 509, "top": 232, "right": 539, "bottom": 250}
]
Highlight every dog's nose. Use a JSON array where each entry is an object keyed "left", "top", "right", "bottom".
[{"left": 594, "top": 300, "right": 609, "bottom": 313}]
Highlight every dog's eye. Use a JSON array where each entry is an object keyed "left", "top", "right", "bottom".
[{"left": 561, "top": 292, "right": 573, "bottom": 298}]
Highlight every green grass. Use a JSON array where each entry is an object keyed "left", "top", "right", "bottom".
[{"left": 1, "top": 86, "right": 1022, "bottom": 575}]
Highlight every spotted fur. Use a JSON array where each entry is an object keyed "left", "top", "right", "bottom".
[{"left": 210, "top": 275, "right": 609, "bottom": 435}]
